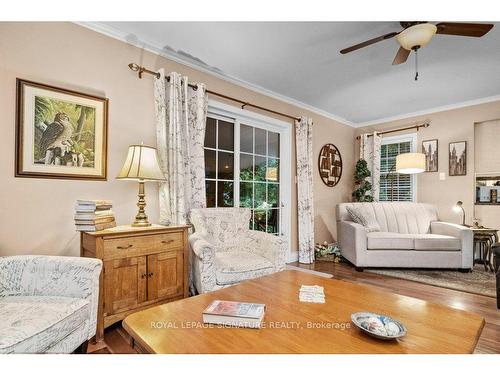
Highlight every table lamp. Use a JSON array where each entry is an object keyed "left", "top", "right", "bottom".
[
  {"left": 454, "top": 200, "right": 466, "bottom": 226},
  {"left": 396, "top": 152, "right": 426, "bottom": 174},
  {"left": 117, "top": 144, "right": 165, "bottom": 227},
  {"left": 387, "top": 152, "right": 425, "bottom": 201}
]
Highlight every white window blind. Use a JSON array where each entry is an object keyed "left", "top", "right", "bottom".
[{"left": 379, "top": 138, "right": 415, "bottom": 202}]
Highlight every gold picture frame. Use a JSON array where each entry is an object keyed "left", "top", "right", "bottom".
[{"left": 15, "top": 79, "right": 108, "bottom": 180}]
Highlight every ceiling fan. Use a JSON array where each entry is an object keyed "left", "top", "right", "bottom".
[{"left": 340, "top": 22, "right": 494, "bottom": 80}]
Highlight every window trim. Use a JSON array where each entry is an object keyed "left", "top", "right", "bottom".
[
  {"left": 380, "top": 133, "right": 418, "bottom": 202},
  {"left": 206, "top": 99, "right": 292, "bottom": 256}
]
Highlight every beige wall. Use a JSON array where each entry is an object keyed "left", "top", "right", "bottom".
[
  {"left": 0, "top": 22, "right": 355, "bottom": 258},
  {"left": 357, "top": 101, "right": 500, "bottom": 228}
]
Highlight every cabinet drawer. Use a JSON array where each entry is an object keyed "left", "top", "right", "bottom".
[{"left": 103, "top": 232, "right": 183, "bottom": 260}]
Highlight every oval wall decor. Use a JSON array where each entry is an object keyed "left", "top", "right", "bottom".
[{"left": 318, "top": 143, "right": 342, "bottom": 187}]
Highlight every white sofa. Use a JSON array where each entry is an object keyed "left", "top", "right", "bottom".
[
  {"left": 0, "top": 255, "right": 102, "bottom": 353},
  {"left": 336, "top": 202, "right": 473, "bottom": 271},
  {"left": 189, "top": 208, "right": 287, "bottom": 294}
]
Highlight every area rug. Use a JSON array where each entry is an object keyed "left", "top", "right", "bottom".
[
  {"left": 285, "top": 265, "right": 333, "bottom": 278},
  {"left": 367, "top": 265, "right": 496, "bottom": 298}
]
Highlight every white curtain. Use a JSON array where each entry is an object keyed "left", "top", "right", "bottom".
[
  {"left": 359, "top": 131, "right": 381, "bottom": 201},
  {"left": 154, "top": 69, "right": 208, "bottom": 225},
  {"left": 295, "top": 116, "right": 315, "bottom": 264}
]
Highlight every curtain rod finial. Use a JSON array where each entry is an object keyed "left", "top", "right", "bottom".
[{"left": 128, "top": 63, "right": 140, "bottom": 72}]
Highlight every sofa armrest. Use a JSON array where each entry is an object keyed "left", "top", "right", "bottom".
[
  {"left": 431, "top": 221, "right": 473, "bottom": 268},
  {"left": 246, "top": 230, "right": 287, "bottom": 271},
  {"left": 189, "top": 233, "right": 218, "bottom": 293},
  {"left": 0, "top": 255, "right": 101, "bottom": 299},
  {"left": 0, "top": 255, "right": 102, "bottom": 340},
  {"left": 189, "top": 233, "right": 216, "bottom": 261},
  {"left": 337, "top": 221, "right": 367, "bottom": 266}
]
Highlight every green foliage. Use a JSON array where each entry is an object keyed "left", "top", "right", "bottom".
[{"left": 352, "top": 159, "right": 374, "bottom": 202}]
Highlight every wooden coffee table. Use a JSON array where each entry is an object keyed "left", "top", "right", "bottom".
[{"left": 122, "top": 270, "right": 485, "bottom": 353}]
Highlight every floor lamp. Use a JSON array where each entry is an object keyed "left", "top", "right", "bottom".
[{"left": 388, "top": 152, "right": 426, "bottom": 201}]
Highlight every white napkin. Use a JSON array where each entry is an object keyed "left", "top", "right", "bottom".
[{"left": 299, "top": 285, "right": 325, "bottom": 303}]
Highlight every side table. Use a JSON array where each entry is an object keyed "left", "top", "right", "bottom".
[
  {"left": 493, "top": 243, "right": 499, "bottom": 309},
  {"left": 471, "top": 228, "right": 498, "bottom": 272}
]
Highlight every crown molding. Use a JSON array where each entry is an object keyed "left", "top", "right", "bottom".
[
  {"left": 75, "top": 21, "right": 356, "bottom": 127},
  {"left": 354, "top": 94, "right": 500, "bottom": 128}
]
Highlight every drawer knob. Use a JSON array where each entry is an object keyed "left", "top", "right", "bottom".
[
  {"left": 148, "top": 272, "right": 153, "bottom": 278},
  {"left": 141, "top": 273, "right": 147, "bottom": 279},
  {"left": 161, "top": 239, "right": 174, "bottom": 244},
  {"left": 117, "top": 244, "right": 133, "bottom": 249}
]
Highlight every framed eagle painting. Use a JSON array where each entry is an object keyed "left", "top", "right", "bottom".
[{"left": 15, "top": 79, "right": 108, "bottom": 180}]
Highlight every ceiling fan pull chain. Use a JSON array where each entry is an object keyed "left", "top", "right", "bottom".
[{"left": 414, "top": 49, "right": 419, "bottom": 81}]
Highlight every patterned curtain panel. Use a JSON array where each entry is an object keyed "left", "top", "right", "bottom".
[
  {"left": 295, "top": 116, "right": 315, "bottom": 264},
  {"left": 154, "top": 69, "right": 208, "bottom": 225},
  {"left": 359, "top": 132, "right": 381, "bottom": 201}
]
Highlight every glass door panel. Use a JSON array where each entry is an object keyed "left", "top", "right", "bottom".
[{"left": 239, "top": 124, "right": 281, "bottom": 235}]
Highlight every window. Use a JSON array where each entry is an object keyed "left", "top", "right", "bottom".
[
  {"left": 203, "top": 101, "right": 291, "bottom": 244},
  {"left": 379, "top": 134, "right": 417, "bottom": 202},
  {"left": 204, "top": 117, "right": 235, "bottom": 208}
]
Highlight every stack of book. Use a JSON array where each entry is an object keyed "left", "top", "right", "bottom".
[{"left": 74, "top": 200, "right": 116, "bottom": 232}]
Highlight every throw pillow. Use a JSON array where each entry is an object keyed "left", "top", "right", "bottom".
[{"left": 346, "top": 205, "right": 381, "bottom": 232}]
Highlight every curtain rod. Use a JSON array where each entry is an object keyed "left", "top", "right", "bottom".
[
  {"left": 128, "top": 63, "right": 301, "bottom": 122},
  {"left": 355, "top": 122, "right": 430, "bottom": 140}
]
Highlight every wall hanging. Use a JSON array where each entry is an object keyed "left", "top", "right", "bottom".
[
  {"left": 318, "top": 143, "right": 342, "bottom": 187},
  {"left": 16, "top": 79, "right": 108, "bottom": 180}
]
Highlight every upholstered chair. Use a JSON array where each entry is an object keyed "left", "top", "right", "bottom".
[
  {"left": 189, "top": 208, "right": 287, "bottom": 294},
  {"left": 0, "top": 255, "right": 102, "bottom": 353}
]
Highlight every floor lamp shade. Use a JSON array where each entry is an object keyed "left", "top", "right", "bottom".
[
  {"left": 117, "top": 145, "right": 165, "bottom": 227},
  {"left": 117, "top": 145, "right": 165, "bottom": 181},
  {"left": 396, "top": 152, "right": 426, "bottom": 174}
]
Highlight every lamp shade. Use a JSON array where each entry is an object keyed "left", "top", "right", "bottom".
[
  {"left": 396, "top": 23, "right": 437, "bottom": 50},
  {"left": 117, "top": 145, "right": 165, "bottom": 181},
  {"left": 396, "top": 152, "right": 426, "bottom": 174}
]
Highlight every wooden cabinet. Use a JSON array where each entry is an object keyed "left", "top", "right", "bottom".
[{"left": 81, "top": 224, "right": 190, "bottom": 342}]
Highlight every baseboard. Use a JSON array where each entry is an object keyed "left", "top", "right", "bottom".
[{"left": 288, "top": 251, "right": 299, "bottom": 263}]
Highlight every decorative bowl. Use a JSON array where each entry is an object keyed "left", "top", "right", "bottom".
[{"left": 351, "top": 312, "right": 407, "bottom": 340}]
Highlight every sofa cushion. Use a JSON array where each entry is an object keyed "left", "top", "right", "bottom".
[
  {"left": 413, "top": 234, "right": 461, "bottom": 251},
  {"left": 367, "top": 232, "right": 415, "bottom": 250},
  {"left": 215, "top": 251, "right": 274, "bottom": 286},
  {"left": 346, "top": 205, "right": 380, "bottom": 232},
  {"left": 337, "top": 202, "right": 438, "bottom": 234},
  {"left": 0, "top": 295, "right": 89, "bottom": 354}
]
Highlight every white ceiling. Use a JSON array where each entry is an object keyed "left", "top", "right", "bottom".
[{"left": 91, "top": 22, "right": 500, "bottom": 126}]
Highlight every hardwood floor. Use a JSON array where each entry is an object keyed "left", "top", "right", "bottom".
[{"left": 86, "top": 261, "right": 499, "bottom": 354}]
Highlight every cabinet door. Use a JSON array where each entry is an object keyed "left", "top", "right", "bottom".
[
  {"left": 103, "top": 256, "right": 147, "bottom": 315},
  {"left": 147, "top": 251, "right": 183, "bottom": 301}
]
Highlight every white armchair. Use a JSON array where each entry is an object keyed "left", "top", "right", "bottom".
[
  {"left": 189, "top": 208, "right": 287, "bottom": 293},
  {"left": 0, "top": 255, "right": 102, "bottom": 353}
]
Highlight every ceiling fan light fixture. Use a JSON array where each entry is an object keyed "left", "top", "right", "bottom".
[{"left": 396, "top": 23, "right": 437, "bottom": 50}]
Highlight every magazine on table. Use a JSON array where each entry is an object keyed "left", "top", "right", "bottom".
[{"left": 202, "top": 300, "right": 266, "bottom": 329}]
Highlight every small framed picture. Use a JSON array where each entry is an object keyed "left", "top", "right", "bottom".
[
  {"left": 15, "top": 79, "right": 108, "bottom": 180},
  {"left": 449, "top": 141, "right": 467, "bottom": 176},
  {"left": 422, "top": 139, "right": 438, "bottom": 172}
]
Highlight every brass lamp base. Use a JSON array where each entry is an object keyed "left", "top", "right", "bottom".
[{"left": 132, "top": 180, "right": 151, "bottom": 227}]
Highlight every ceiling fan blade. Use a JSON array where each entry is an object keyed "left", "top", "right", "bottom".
[
  {"left": 340, "top": 32, "right": 398, "bottom": 54},
  {"left": 436, "top": 22, "right": 494, "bottom": 37},
  {"left": 392, "top": 47, "right": 410, "bottom": 65}
]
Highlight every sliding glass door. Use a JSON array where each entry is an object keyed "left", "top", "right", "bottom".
[{"left": 203, "top": 102, "right": 291, "bottom": 251}]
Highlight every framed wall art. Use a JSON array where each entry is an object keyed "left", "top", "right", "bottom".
[
  {"left": 318, "top": 143, "right": 342, "bottom": 187},
  {"left": 422, "top": 139, "right": 438, "bottom": 172},
  {"left": 449, "top": 141, "right": 467, "bottom": 176},
  {"left": 15, "top": 79, "right": 108, "bottom": 180}
]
